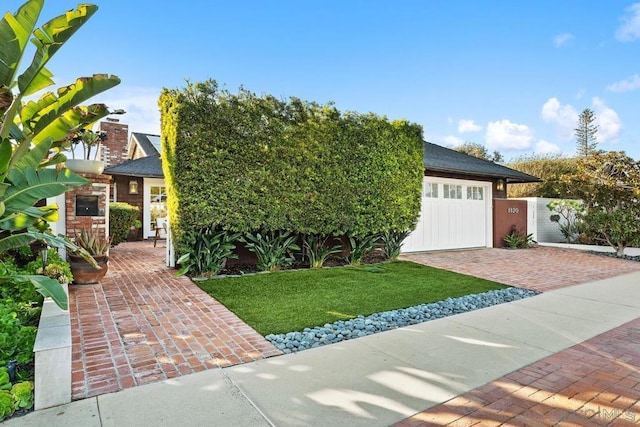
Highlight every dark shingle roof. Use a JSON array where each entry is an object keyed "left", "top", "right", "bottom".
[
  {"left": 424, "top": 141, "right": 540, "bottom": 183},
  {"left": 131, "top": 132, "right": 160, "bottom": 156},
  {"left": 104, "top": 154, "right": 163, "bottom": 178}
]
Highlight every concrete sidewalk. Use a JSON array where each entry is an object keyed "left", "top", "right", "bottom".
[{"left": 8, "top": 271, "right": 640, "bottom": 427}]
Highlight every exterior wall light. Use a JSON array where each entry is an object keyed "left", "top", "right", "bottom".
[
  {"left": 496, "top": 179, "right": 505, "bottom": 192},
  {"left": 129, "top": 180, "right": 139, "bottom": 194}
]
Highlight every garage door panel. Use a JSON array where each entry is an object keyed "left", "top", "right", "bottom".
[{"left": 402, "top": 178, "right": 490, "bottom": 252}]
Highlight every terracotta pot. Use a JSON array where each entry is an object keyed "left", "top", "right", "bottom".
[{"left": 69, "top": 254, "right": 109, "bottom": 284}]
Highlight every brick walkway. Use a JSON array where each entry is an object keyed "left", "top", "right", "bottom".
[
  {"left": 395, "top": 316, "right": 640, "bottom": 426},
  {"left": 69, "top": 241, "right": 281, "bottom": 400},
  {"left": 402, "top": 246, "right": 640, "bottom": 292}
]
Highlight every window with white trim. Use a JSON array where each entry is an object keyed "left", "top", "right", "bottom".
[
  {"left": 443, "top": 184, "right": 462, "bottom": 199},
  {"left": 424, "top": 183, "right": 438, "bottom": 198},
  {"left": 466, "top": 186, "right": 484, "bottom": 200}
]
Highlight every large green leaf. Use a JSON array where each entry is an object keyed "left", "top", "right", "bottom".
[
  {"left": 33, "top": 103, "right": 118, "bottom": 146},
  {"left": 0, "top": 138, "right": 11, "bottom": 176},
  {"left": 3, "top": 166, "right": 87, "bottom": 212},
  {"left": 0, "top": 0, "right": 43, "bottom": 87},
  {"left": 0, "top": 274, "right": 67, "bottom": 310},
  {"left": 13, "top": 134, "right": 51, "bottom": 169},
  {"left": 22, "top": 74, "right": 120, "bottom": 135},
  {"left": 0, "top": 204, "right": 57, "bottom": 231},
  {"left": 17, "top": 4, "right": 97, "bottom": 96}
]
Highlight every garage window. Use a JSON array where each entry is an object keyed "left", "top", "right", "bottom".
[
  {"left": 467, "top": 186, "right": 484, "bottom": 200},
  {"left": 443, "top": 184, "right": 462, "bottom": 199},
  {"left": 424, "top": 183, "right": 438, "bottom": 198}
]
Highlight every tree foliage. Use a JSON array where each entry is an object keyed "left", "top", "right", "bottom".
[
  {"left": 159, "top": 80, "right": 424, "bottom": 255},
  {"left": 454, "top": 142, "right": 503, "bottom": 163},
  {"left": 575, "top": 108, "right": 598, "bottom": 157},
  {"left": 564, "top": 151, "right": 640, "bottom": 256},
  {"left": 506, "top": 154, "right": 576, "bottom": 198},
  {"left": 0, "top": 1, "right": 120, "bottom": 308}
]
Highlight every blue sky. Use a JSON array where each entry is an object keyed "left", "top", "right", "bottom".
[{"left": 20, "top": 1, "right": 640, "bottom": 160}]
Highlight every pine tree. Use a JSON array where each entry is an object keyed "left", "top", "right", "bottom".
[{"left": 575, "top": 108, "right": 598, "bottom": 157}]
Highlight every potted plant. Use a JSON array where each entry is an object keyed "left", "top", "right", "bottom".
[
  {"left": 127, "top": 219, "right": 142, "bottom": 242},
  {"left": 64, "top": 130, "right": 107, "bottom": 174},
  {"left": 68, "top": 228, "right": 112, "bottom": 284}
]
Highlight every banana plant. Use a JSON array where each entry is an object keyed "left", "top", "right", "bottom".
[{"left": 0, "top": 0, "right": 122, "bottom": 309}]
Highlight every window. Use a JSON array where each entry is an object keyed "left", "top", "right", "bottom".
[
  {"left": 467, "top": 186, "right": 484, "bottom": 200},
  {"left": 443, "top": 184, "right": 462, "bottom": 199},
  {"left": 109, "top": 183, "right": 116, "bottom": 202},
  {"left": 424, "top": 183, "right": 438, "bottom": 198},
  {"left": 150, "top": 185, "right": 167, "bottom": 229}
]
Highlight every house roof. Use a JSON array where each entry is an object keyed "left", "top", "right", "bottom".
[
  {"left": 129, "top": 132, "right": 161, "bottom": 158},
  {"left": 423, "top": 141, "right": 540, "bottom": 183},
  {"left": 104, "top": 154, "right": 163, "bottom": 178}
]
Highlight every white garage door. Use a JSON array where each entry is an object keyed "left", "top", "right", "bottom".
[{"left": 402, "top": 177, "right": 492, "bottom": 252}]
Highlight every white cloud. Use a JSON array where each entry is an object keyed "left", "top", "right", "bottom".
[
  {"left": 540, "top": 97, "right": 579, "bottom": 140},
  {"left": 535, "top": 139, "right": 561, "bottom": 154},
  {"left": 606, "top": 74, "right": 640, "bottom": 93},
  {"left": 485, "top": 120, "right": 534, "bottom": 151},
  {"left": 592, "top": 97, "right": 622, "bottom": 142},
  {"left": 457, "top": 119, "right": 483, "bottom": 133},
  {"left": 91, "top": 86, "right": 161, "bottom": 135},
  {"left": 575, "top": 89, "right": 586, "bottom": 99},
  {"left": 616, "top": 3, "right": 640, "bottom": 41},
  {"left": 541, "top": 97, "right": 622, "bottom": 144},
  {"left": 447, "top": 116, "right": 454, "bottom": 125},
  {"left": 442, "top": 135, "right": 464, "bottom": 147},
  {"left": 553, "top": 33, "right": 574, "bottom": 47}
]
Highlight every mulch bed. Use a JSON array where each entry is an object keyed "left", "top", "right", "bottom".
[{"left": 220, "top": 250, "right": 388, "bottom": 276}]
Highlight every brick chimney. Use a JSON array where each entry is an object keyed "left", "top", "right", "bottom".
[{"left": 98, "top": 119, "right": 129, "bottom": 167}]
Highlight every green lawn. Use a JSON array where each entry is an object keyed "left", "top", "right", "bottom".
[{"left": 196, "top": 260, "right": 508, "bottom": 335}]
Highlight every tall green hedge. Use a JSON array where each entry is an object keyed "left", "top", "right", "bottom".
[
  {"left": 109, "top": 202, "right": 140, "bottom": 245},
  {"left": 159, "top": 80, "right": 423, "bottom": 251}
]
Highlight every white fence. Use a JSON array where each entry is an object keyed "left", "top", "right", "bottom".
[{"left": 513, "top": 197, "right": 581, "bottom": 243}]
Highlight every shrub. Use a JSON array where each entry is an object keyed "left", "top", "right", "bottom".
[
  {"left": 109, "top": 202, "right": 140, "bottom": 245},
  {"left": 176, "top": 227, "right": 239, "bottom": 277},
  {"left": 0, "top": 391, "right": 14, "bottom": 421},
  {"left": 241, "top": 231, "right": 300, "bottom": 272},
  {"left": 547, "top": 199, "right": 584, "bottom": 243},
  {"left": 160, "top": 80, "right": 423, "bottom": 255},
  {"left": 380, "top": 229, "right": 411, "bottom": 260},
  {"left": 303, "top": 235, "right": 342, "bottom": 268},
  {"left": 346, "top": 234, "right": 379, "bottom": 266},
  {"left": 11, "top": 381, "right": 34, "bottom": 410},
  {"left": 507, "top": 154, "right": 576, "bottom": 198},
  {"left": 0, "top": 302, "right": 38, "bottom": 366},
  {"left": 503, "top": 229, "right": 536, "bottom": 249}
]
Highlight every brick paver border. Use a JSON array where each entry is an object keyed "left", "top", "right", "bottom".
[
  {"left": 395, "top": 316, "right": 640, "bottom": 426},
  {"left": 70, "top": 241, "right": 281, "bottom": 400}
]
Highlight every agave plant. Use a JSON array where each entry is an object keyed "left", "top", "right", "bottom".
[
  {"left": 0, "top": 1, "right": 121, "bottom": 309},
  {"left": 241, "top": 230, "right": 300, "bottom": 272},
  {"left": 346, "top": 234, "right": 380, "bottom": 266},
  {"left": 73, "top": 228, "right": 112, "bottom": 256},
  {"left": 303, "top": 234, "right": 342, "bottom": 268},
  {"left": 379, "top": 229, "right": 411, "bottom": 261}
]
